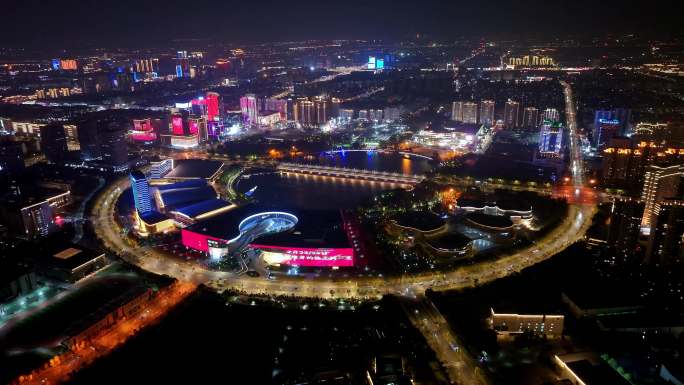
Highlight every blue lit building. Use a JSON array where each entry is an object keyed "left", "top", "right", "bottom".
[
  {"left": 130, "top": 169, "right": 152, "bottom": 214},
  {"left": 538, "top": 120, "right": 563, "bottom": 158}
]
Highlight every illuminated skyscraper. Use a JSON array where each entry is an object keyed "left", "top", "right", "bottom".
[
  {"left": 503, "top": 100, "right": 520, "bottom": 128},
  {"left": 541, "top": 108, "right": 559, "bottom": 122},
  {"left": 130, "top": 169, "right": 152, "bottom": 215},
  {"left": 479, "top": 100, "right": 495, "bottom": 126},
  {"left": 451, "top": 101, "right": 464, "bottom": 122},
  {"left": 522, "top": 107, "right": 539, "bottom": 128},
  {"left": 640, "top": 164, "right": 684, "bottom": 235},
  {"left": 315, "top": 98, "right": 330, "bottom": 124},
  {"left": 240, "top": 94, "right": 259, "bottom": 128},
  {"left": 538, "top": 120, "right": 563, "bottom": 157},
  {"left": 63, "top": 124, "right": 80, "bottom": 151},
  {"left": 462, "top": 102, "right": 478, "bottom": 124},
  {"left": 294, "top": 98, "right": 315, "bottom": 127},
  {"left": 205, "top": 92, "right": 220, "bottom": 122}
]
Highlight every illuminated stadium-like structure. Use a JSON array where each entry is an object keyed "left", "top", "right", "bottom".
[{"left": 181, "top": 206, "right": 354, "bottom": 267}]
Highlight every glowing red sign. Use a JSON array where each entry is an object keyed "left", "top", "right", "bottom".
[{"left": 172, "top": 116, "right": 184, "bottom": 135}]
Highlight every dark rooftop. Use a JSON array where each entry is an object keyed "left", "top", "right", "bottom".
[
  {"left": 566, "top": 360, "right": 631, "bottom": 385},
  {"left": 165, "top": 159, "right": 223, "bottom": 179},
  {"left": 465, "top": 213, "right": 514, "bottom": 229},
  {"left": 426, "top": 232, "right": 472, "bottom": 251},
  {"left": 392, "top": 211, "right": 445, "bottom": 232},
  {"left": 173, "top": 199, "right": 233, "bottom": 219}
]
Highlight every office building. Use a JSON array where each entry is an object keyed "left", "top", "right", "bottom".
[
  {"left": 339, "top": 109, "right": 354, "bottom": 122},
  {"left": 479, "top": 100, "right": 495, "bottom": 126},
  {"left": 263, "top": 98, "right": 288, "bottom": 121},
  {"left": 538, "top": 120, "right": 563, "bottom": 157},
  {"left": 594, "top": 109, "right": 631, "bottom": 144},
  {"left": 294, "top": 98, "right": 315, "bottom": 127},
  {"left": 646, "top": 200, "right": 684, "bottom": 265},
  {"left": 188, "top": 116, "right": 208, "bottom": 143},
  {"left": 99, "top": 121, "right": 128, "bottom": 169},
  {"left": 314, "top": 98, "right": 331, "bottom": 124},
  {"left": 522, "top": 107, "right": 539, "bottom": 128},
  {"left": 503, "top": 100, "right": 520, "bottom": 128},
  {"left": 0, "top": 142, "right": 25, "bottom": 175},
  {"left": 541, "top": 108, "right": 559, "bottom": 122},
  {"left": 640, "top": 164, "right": 684, "bottom": 235},
  {"left": 150, "top": 158, "right": 174, "bottom": 179},
  {"left": 368, "top": 109, "right": 383, "bottom": 122},
  {"left": 594, "top": 116, "right": 622, "bottom": 150},
  {"left": 130, "top": 169, "right": 152, "bottom": 214},
  {"left": 462, "top": 102, "right": 478, "bottom": 124},
  {"left": 490, "top": 309, "right": 564, "bottom": 337},
  {"left": 63, "top": 124, "right": 80, "bottom": 151},
  {"left": 240, "top": 94, "right": 259, "bottom": 128},
  {"left": 451, "top": 101, "right": 464, "bottom": 122},
  {"left": 40, "top": 123, "right": 68, "bottom": 163},
  {"left": 0, "top": 188, "right": 71, "bottom": 239},
  {"left": 205, "top": 92, "right": 220, "bottom": 122},
  {"left": 607, "top": 199, "right": 644, "bottom": 258}
]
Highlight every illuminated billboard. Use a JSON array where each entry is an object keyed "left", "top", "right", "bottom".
[
  {"left": 253, "top": 245, "right": 354, "bottom": 267},
  {"left": 376, "top": 58, "right": 384, "bottom": 69}
]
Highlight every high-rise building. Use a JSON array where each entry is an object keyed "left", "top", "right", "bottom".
[
  {"left": 99, "top": 121, "right": 128, "bottom": 169},
  {"left": 640, "top": 164, "right": 684, "bottom": 235},
  {"left": 331, "top": 98, "right": 341, "bottom": 119},
  {"left": 205, "top": 92, "right": 220, "bottom": 122},
  {"left": 240, "top": 94, "right": 259, "bottom": 128},
  {"left": 503, "top": 100, "right": 520, "bottom": 128},
  {"left": 339, "top": 109, "right": 354, "bottom": 121},
  {"left": 294, "top": 98, "right": 315, "bottom": 127},
  {"left": 451, "top": 101, "right": 464, "bottom": 122},
  {"left": 0, "top": 142, "right": 25, "bottom": 176},
  {"left": 479, "top": 100, "right": 495, "bottom": 126},
  {"left": 63, "top": 124, "right": 80, "bottom": 151},
  {"left": 263, "top": 98, "right": 288, "bottom": 121},
  {"left": 369, "top": 109, "right": 383, "bottom": 122},
  {"left": 538, "top": 120, "right": 563, "bottom": 157},
  {"left": 130, "top": 169, "right": 152, "bottom": 215},
  {"left": 77, "top": 119, "right": 102, "bottom": 160},
  {"left": 541, "top": 108, "right": 559, "bottom": 122},
  {"left": 522, "top": 107, "right": 539, "bottom": 128},
  {"left": 646, "top": 200, "right": 684, "bottom": 265},
  {"left": 314, "top": 98, "right": 330, "bottom": 124},
  {"left": 607, "top": 199, "right": 645, "bottom": 258},
  {"left": 462, "top": 102, "right": 478, "bottom": 124},
  {"left": 189, "top": 116, "right": 208, "bottom": 143},
  {"left": 40, "top": 123, "right": 68, "bottom": 163},
  {"left": 594, "top": 116, "right": 622, "bottom": 150}
]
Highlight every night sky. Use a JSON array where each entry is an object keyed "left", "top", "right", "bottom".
[{"left": 2, "top": 0, "right": 681, "bottom": 47}]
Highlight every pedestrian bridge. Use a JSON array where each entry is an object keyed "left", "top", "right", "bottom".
[{"left": 277, "top": 162, "right": 425, "bottom": 185}]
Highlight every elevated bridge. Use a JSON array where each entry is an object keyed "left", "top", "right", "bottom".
[{"left": 277, "top": 162, "right": 425, "bottom": 185}]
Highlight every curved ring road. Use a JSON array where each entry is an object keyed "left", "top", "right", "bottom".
[
  {"left": 91, "top": 185, "right": 595, "bottom": 300},
  {"left": 91, "top": 80, "right": 594, "bottom": 300}
]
